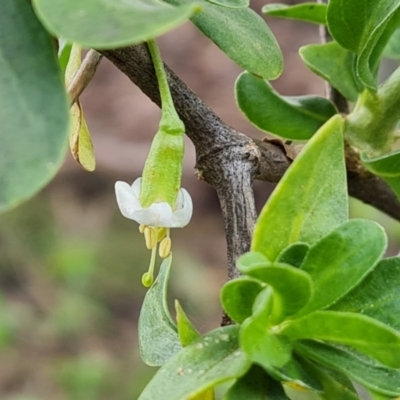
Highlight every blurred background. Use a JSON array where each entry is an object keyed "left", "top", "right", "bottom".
[{"left": 1, "top": 0, "right": 400, "bottom": 399}]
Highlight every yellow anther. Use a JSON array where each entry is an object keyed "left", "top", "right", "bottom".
[
  {"left": 156, "top": 227, "right": 167, "bottom": 242},
  {"left": 144, "top": 226, "right": 156, "bottom": 249},
  {"left": 139, "top": 224, "right": 146, "bottom": 233},
  {"left": 159, "top": 237, "right": 172, "bottom": 259}
]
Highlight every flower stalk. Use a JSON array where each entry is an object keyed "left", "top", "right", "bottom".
[{"left": 115, "top": 39, "right": 192, "bottom": 287}]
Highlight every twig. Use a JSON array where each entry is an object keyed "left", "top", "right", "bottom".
[
  {"left": 99, "top": 43, "right": 400, "bottom": 289},
  {"left": 68, "top": 49, "right": 103, "bottom": 105},
  {"left": 101, "top": 45, "right": 400, "bottom": 220}
]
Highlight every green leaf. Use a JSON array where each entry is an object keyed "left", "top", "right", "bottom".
[
  {"left": 166, "top": 0, "right": 282, "bottom": 79},
  {"left": 282, "top": 311, "right": 400, "bottom": 368},
  {"left": 224, "top": 365, "right": 289, "bottom": 400},
  {"left": 252, "top": 115, "right": 347, "bottom": 261},
  {"left": 296, "top": 340, "right": 400, "bottom": 397},
  {"left": 327, "top": 0, "right": 400, "bottom": 89},
  {"left": 383, "top": 27, "right": 400, "bottom": 58},
  {"left": 220, "top": 277, "right": 264, "bottom": 324},
  {"left": 206, "top": 0, "right": 248, "bottom": 8},
  {"left": 300, "top": 360, "right": 359, "bottom": 400},
  {"left": 58, "top": 39, "right": 72, "bottom": 76},
  {"left": 175, "top": 300, "right": 215, "bottom": 400},
  {"left": 300, "top": 42, "right": 362, "bottom": 102},
  {"left": 356, "top": 9, "right": 400, "bottom": 90},
  {"left": 175, "top": 300, "right": 201, "bottom": 347},
  {"left": 138, "top": 256, "right": 181, "bottom": 366},
  {"left": 0, "top": 0, "right": 69, "bottom": 214},
  {"left": 236, "top": 72, "right": 337, "bottom": 140},
  {"left": 266, "top": 355, "right": 323, "bottom": 392},
  {"left": 382, "top": 175, "right": 400, "bottom": 201},
  {"left": 32, "top": 0, "right": 199, "bottom": 49},
  {"left": 138, "top": 325, "right": 251, "bottom": 400},
  {"left": 296, "top": 219, "right": 387, "bottom": 317},
  {"left": 362, "top": 150, "right": 400, "bottom": 177},
  {"left": 262, "top": 3, "right": 327, "bottom": 25},
  {"left": 369, "top": 392, "right": 396, "bottom": 400},
  {"left": 240, "top": 289, "right": 292, "bottom": 368},
  {"left": 237, "top": 251, "right": 271, "bottom": 270},
  {"left": 331, "top": 257, "right": 400, "bottom": 331},
  {"left": 238, "top": 263, "right": 313, "bottom": 324},
  {"left": 175, "top": 303, "right": 215, "bottom": 400},
  {"left": 277, "top": 243, "right": 310, "bottom": 269}
]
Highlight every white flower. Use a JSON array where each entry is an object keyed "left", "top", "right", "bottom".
[{"left": 115, "top": 178, "right": 193, "bottom": 228}]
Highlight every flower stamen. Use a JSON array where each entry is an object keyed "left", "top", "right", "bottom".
[
  {"left": 144, "top": 226, "right": 156, "bottom": 249},
  {"left": 156, "top": 227, "right": 167, "bottom": 242},
  {"left": 159, "top": 236, "right": 172, "bottom": 259},
  {"left": 142, "top": 245, "right": 157, "bottom": 287}
]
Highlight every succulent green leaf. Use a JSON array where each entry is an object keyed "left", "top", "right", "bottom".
[
  {"left": 362, "top": 159, "right": 400, "bottom": 200},
  {"left": 175, "top": 302, "right": 214, "bottom": 400},
  {"left": 224, "top": 365, "right": 289, "bottom": 400},
  {"left": 58, "top": 39, "right": 72, "bottom": 77},
  {"left": 262, "top": 3, "right": 327, "bottom": 25},
  {"left": 138, "top": 256, "right": 181, "bottom": 366},
  {"left": 300, "top": 42, "right": 362, "bottom": 102},
  {"left": 296, "top": 219, "right": 387, "bottom": 316},
  {"left": 138, "top": 325, "right": 251, "bottom": 400},
  {"left": 165, "top": 0, "right": 282, "bottom": 79},
  {"left": 300, "top": 359, "right": 359, "bottom": 400},
  {"left": 382, "top": 175, "right": 400, "bottom": 201},
  {"left": 282, "top": 311, "right": 400, "bottom": 368},
  {"left": 384, "top": 27, "right": 400, "bottom": 58},
  {"left": 265, "top": 355, "right": 323, "bottom": 392},
  {"left": 277, "top": 243, "right": 310, "bottom": 269},
  {"left": 236, "top": 72, "right": 337, "bottom": 140},
  {"left": 175, "top": 300, "right": 200, "bottom": 347},
  {"left": 239, "top": 263, "right": 313, "bottom": 324},
  {"left": 240, "top": 289, "right": 292, "bottom": 368},
  {"left": 32, "top": 0, "right": 198, "bottom": 49},
  {"left": 237, "top": 251, "right": 271, "bottom": 272},
  {"left": 327, "top": 0, "right": 399, "bottom": 54},
  {"left": 327, "top": 0, "right": 400, "bottom": 89},
  {"left": 252, "top": 115, "right": 347, "bottom": 261},
  {"left": 221, "top": 278, "right": 264, "bottom": 324},
  {"left": 296, "top": 341, "right": 400, "bottom": 397},
  {"left": 0, "top": 0, "right": 69, "bottom": 214},
  {"left": 206, "top": 0, "right": 248, "bottom": 8},
  {"left": 362, "top": 150, "right": 400, "bottom": 177},
  {"left": 356, "top": 9, "right": 400, "bottom": 90},
  {"left": 331, "top": 257, "right": 400, "bottom": 332},
  {"left": 369, "top": 392, "right": 397, "bottom": 400}
]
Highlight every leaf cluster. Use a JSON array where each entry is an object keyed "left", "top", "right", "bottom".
[
  {"left": 137, "top": 116, "right": 400, "bottom": 399},
  {"left": 238, "top": 0, "right": 400, "bottom": 202}
]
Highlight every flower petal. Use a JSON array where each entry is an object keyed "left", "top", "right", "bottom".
[
  {"left": 171, "top": 188, "right": 193, "bottom": 227},
  {"left": 133, "top": 202, "right": 174, "bottom": 227},
  {"left": 115, "top": 180, "right": 141, "bottom": 220},
  {"left": 131, "top": 177, "right": 142, "bottom": 196}
]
